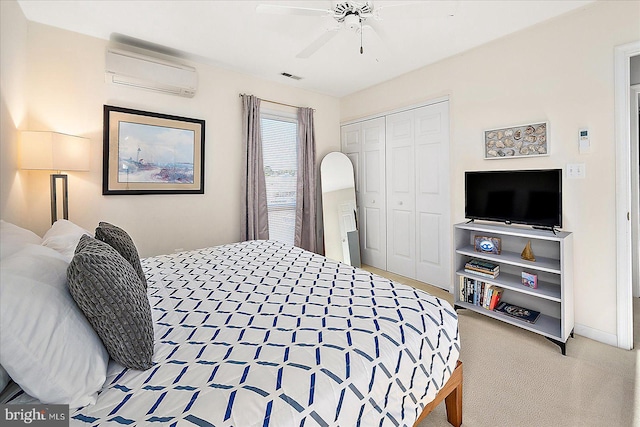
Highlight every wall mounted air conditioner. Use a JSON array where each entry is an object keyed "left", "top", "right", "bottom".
[{"left": 105, "top": 48, "right": 197, "bottom": 98}]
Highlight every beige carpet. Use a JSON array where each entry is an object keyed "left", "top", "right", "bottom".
[{"left": 361, "top": 266, "right": 638, "bottom": 427}]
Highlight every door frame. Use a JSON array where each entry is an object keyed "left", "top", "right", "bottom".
[
  {"left": 341, "top": 96, "right": 451, "bottom": 289},
  {"left": 614, "top": 40, "right": 640, "bottom": 350},
  {"left": 631, "top": 84, "right": 640, "bottom": 299}
]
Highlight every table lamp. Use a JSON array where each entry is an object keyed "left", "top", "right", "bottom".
[{"left": 20, "top": 131, "right": 90, "bottom": 224}]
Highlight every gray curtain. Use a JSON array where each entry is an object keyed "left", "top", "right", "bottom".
[
  {"left": 241, "top": 94, "right": 269, "bottom": 241},
  {"left": 295, "top": 107, "right": 317, "bottom": 252}
]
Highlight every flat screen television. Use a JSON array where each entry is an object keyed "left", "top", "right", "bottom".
[{"left": 465, "top": 169, "right": 562, "bottom": 229}]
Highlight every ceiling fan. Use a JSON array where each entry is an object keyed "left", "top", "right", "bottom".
[{"left": 256, "top": 1, "right": 388, "bottom": 58}]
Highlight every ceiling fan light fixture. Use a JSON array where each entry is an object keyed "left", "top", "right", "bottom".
[
  {"left": 282, "top": 0, "right": 376, "bottom": 59},
  {"left": 344, "top": 13, "right": 361, "bottom": 30},
  {"left": 334, "top": 1, "right": 372, "bottom": 21}
]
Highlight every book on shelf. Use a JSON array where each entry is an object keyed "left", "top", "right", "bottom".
[
  {"left": 521, "top": 271, "right": 538, "bottom": 289},
  {"left": 459, "top": 278, "right": 503, "bottom": 311},
  {"left": 460, "top": 277, "right": 474, "bottom": 304},
  {"left": 465, "top": 258, "right": 500, "bottom": 278},
  {"left": 488, "top": 287, "right": 503, "bottom": 310},
  {"left": 464, "top": 268, "right": 499, "bottom": 279},
  {"left": 466, "top": 258, "right": 499, "bottom": 272},
  {"left": 483, "top": 286, "right": 493, "bottom": 309},
  {"left": 476, "top": 282, "right": 484, "bottom": 306},
  {"left": 494, "top": 302, "right": 540, "bottom": 323},
  {"left": 471, "top": 280, "right": 477, "bottom": 305}
]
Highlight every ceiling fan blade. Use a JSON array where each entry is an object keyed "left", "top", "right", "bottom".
[
  {"left": 359, "top": 23, "right": 391, "bottom": 59},
  {"left": 372, "top": 1, "right": 416, "bottom": 19},
  {"left": 296, "top": 28, "right": 340, "bottom": 59},
  {"left": 366, "top": 20, "right": 387, "bottom": 41},
  {"left": 256, "top": 4, "right": 332, "bottom": 17}
]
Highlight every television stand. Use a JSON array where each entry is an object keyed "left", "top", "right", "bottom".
[
  {"left": 532, "top": 225, "right": 559, "bottom": 235},
  {"left": 453, "top": 222, "right": 574, "bottom": 355},
  {"left": 545, "top": 331, "right": 574, "bottom": 355}
]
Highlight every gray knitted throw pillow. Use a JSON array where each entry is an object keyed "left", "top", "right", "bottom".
[
  {"left": 95, "top": 222, "right": 147, "bottom": 288},
  {"left": 67, "top": 235, "right": 154, "bottom": 370}
]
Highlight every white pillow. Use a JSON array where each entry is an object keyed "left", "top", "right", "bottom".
[
  {"left": 41, "top": 219, "right": 91, "bottom": 262},
  {"left": 0, "top": 220, "right": 42, "bottom": 260},
  {"left": 0, "top": 244, "right": 108, "bottom": 408}
]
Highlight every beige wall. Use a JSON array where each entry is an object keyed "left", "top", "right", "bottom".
[
  {"left": 341, "top": 1, "right": 640, "bottom": 342},
  {"left": 0, "top": 0, "right": 29, "bottom": 225},
  {"left": 3, "top": 18, "right": 340, "bottom": 257}
]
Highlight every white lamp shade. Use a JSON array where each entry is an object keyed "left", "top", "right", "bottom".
[{"left": 21, "top": 131, "right": 90, "bottom": 171}]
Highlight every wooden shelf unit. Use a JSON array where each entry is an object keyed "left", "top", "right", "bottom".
[{"left": 453, "top": 222, "right": 574, "bottom": 354}]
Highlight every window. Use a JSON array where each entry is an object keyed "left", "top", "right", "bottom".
[{"left": 261, "top": 112, "right": 297, "bottom": 245}]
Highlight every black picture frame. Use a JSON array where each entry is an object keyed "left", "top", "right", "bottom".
[{"left": 103, "top": 105, "right": 205, "bottom": 195}]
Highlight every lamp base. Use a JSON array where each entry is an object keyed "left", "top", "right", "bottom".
[{"left": 50, "top": 174, "right": 68, "bottom": 224}]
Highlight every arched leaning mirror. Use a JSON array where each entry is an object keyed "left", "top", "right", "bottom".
[{"left": 320, "top": 152, "right": 361, "bottom": 267}]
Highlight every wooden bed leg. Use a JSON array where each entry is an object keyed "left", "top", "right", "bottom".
[
  {"left": 412, "top": 360, "right": 463, "bottom": 427},
  {"left": 444, "top": 362, "right": 463, "bottom": 427}
]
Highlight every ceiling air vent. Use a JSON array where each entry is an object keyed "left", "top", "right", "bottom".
[{"left": 281, "top": 72, "right": 302, "bottom": 81}]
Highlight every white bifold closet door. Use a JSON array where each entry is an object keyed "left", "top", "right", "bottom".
[
  {"left": 386, "top": 111, "right": 416, "bottom": 277},
  {"left": 386, "top": 101, "right": 450, "bottom": 289},
  {"left": 341, "top": 117, "right": 386, "bottom": 270}
]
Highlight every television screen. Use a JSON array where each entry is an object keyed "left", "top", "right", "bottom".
[{"left": 465, "top": 169, "right": 562, "bottom": 228}]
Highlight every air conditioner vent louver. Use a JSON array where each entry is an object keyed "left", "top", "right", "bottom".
[
  {"left": 281, "top": 72, "right": 303, "bottom": 81},
  {"left": 105, "top": 48, "right": 197, "bottom": 98}
]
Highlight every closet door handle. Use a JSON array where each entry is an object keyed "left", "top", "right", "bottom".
[{"left": 398, "top": 201, "right": 403, "bottom": 206}]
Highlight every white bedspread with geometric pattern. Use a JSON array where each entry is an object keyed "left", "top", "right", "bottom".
[{"left": 70, "top": 240, "right": 459, "bottom": 426}]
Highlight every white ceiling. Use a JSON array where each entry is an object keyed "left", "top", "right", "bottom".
[{"left": 17, "top": 0, "right": 595, "bottom": 98}]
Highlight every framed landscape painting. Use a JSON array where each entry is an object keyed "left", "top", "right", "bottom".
[{"left": 103, "top": 105, "right": 205, "bottom": 195}]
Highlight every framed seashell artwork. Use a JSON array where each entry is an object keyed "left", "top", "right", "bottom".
[{"left": 484, "top": 122, "right": 548, "bottom": 159}]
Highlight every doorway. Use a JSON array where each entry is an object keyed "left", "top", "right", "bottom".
[
  {"left": 632, "top": 81, "right": 640, "bottom": 348},
  {"left": 633, "top": 80, "right": 640, "bottom": 300},
  {"left": 615, "top": 42, "right": 640, "bottom": 351}
]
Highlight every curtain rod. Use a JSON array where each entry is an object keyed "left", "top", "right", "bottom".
[{"left": 238, "top": 94, "right": 315, "bottom": 111}]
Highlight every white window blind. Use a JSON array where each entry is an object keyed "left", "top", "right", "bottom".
[{"left": 260, "top": 113, "right": 297, "bottom": 245}]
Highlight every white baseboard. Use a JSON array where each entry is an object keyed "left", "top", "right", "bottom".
[{"left": 574, "top": 323, "right": 618, "bottom": 347}]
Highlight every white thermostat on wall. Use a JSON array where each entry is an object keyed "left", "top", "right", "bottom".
[{"left": 579, "top": 128, "right": 590, "bottom": 153}]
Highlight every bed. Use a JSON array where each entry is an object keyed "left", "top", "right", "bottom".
[{"left": 1, "top": 222, "right": 461, "bottom": 427}]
